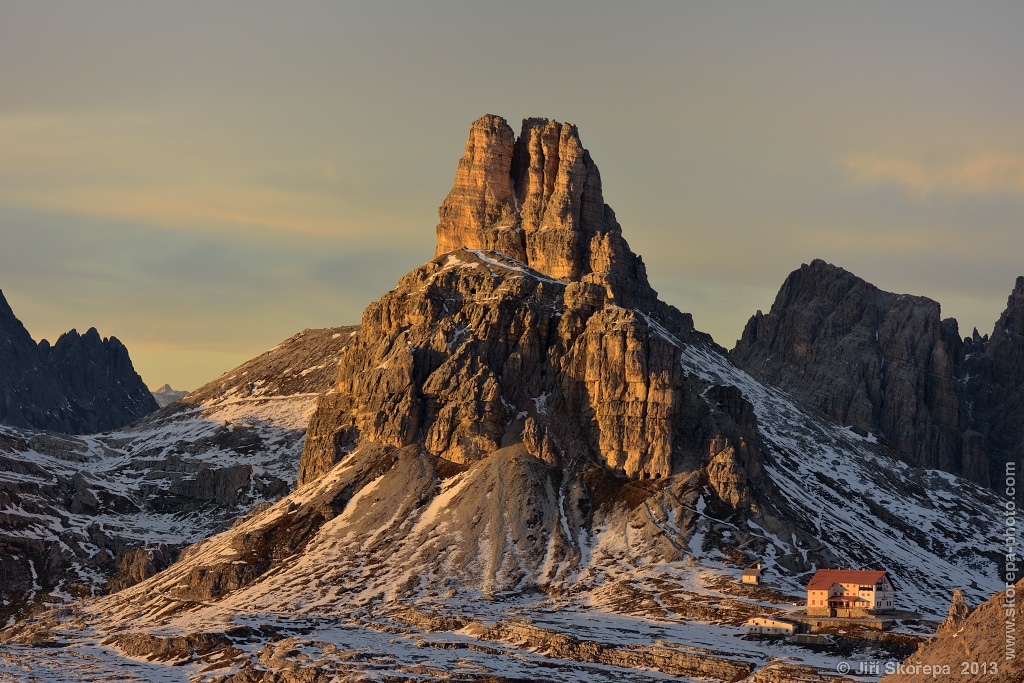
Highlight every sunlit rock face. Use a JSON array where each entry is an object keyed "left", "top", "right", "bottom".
[
  {"left": 301, "top": 114, "right": 750, "bottom": 491},
  {"left": 435, "top": 114, "right": 653, "bottom": 308}
]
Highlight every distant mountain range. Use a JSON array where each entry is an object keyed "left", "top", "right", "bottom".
[
  {"left": 0, "top": 290, "right": 157, "bottom": 433},
  {"left": 150, "top": 383, "right": 189, "bottom": 407}
]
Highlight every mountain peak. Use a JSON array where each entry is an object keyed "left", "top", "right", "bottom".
[
  {"left": 0, "top": 289, "right": 13, "bottom": 320},
  {"left": 436, "top": 114, "right": 652, "bottom": 306},
  {"left": 0, "top": 293, "right": 157, "bottom": 433},
  {"left": 1012, "top": 275, "right": 1024, "bottom": 300}
]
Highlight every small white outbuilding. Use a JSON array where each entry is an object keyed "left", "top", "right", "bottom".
[
  {"left": 741, "top": 562, "right": 763, "bottom": 585},
  {"left": 745, "top": 616, "right": 797, "bottom": 636}
]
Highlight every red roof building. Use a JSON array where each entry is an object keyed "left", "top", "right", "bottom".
[{"left": 806, "top": 568, "right": 895, "bottom": 617}]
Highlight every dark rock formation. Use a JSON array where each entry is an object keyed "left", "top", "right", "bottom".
[
  {"left": 733, "top": 263, "right": 1024, "bottom": 489},
  {"left": 0, "top": 290, "right": 73, "bottom": 431},
  {"left": 0, "top": 290, "right": 157, "bottom": 434},
  {"left": 47, "top": 327, "right": 159, "bottom": 433},
  {"left": 963, "top": 277, "right": 1024, "bottom": 486},
  {"left": 731, "top": 260, "right": 987, "bottom": 484}
]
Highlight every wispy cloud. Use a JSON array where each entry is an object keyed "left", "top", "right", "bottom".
[
  {"left": 0, "top": 111, "right": 414, "bottom": 241},
  {"left": 842, "top": 153, "right": 1024, "bottom": 197}
]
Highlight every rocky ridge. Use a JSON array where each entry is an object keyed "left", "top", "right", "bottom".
[
  {"left": 731, "top": 259, "right": 1006, "bottom": 486},
  {"left": 0, "top": 326, "right": 353, "bottom": 623},
  {"left": 0, "top": 289, "right": 157, "bottom": 434},
  {"left": 883, "top": 579, "right": 1021, "bottom": 682}
]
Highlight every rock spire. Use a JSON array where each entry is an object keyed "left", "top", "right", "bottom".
[{"left": 436, "top": 114, "right": 653, "bottom": 307}]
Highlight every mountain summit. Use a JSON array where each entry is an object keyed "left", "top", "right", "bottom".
[
  {"left": 436, "top": 114, "right": 654, "bottom": 308},
  {"left": 0, "top": 289, "right": 157, "bottom": 433}
]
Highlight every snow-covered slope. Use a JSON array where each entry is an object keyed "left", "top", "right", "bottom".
[
  {"left": 0, "top": 109, "right": 1006, "bottom": 681},
  {"left": 0, "top": 326, "right": 355, "bottom": 624},
  {"left": 679, "top": 342, "right": 1002, "bottom": 612},
  {"left": 0, "top": 261, "right": 1000, "bottom": 682}
]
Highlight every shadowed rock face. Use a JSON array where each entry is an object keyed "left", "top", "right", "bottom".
[
  {"left": 0, "top": 290, "right": 157, "bottom": 434},
  {"left": 964, "top": 276, "right": 1024, "bottom": 486},
  {"left": 731, "top": 259, "right": 981, "bottom": 481},
  {"left": 435, "top": 114, "right": 653, "bottom": 308},
  {"left": 732, "top": 261, "right": 1024, "bottom": 489}
]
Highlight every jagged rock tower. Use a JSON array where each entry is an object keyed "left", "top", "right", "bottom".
[
  {"left": 299, "top": 115, "right": 758, "bottom": 499},
  {"left": 121, "top": 114, "right": 785, "bottom": 604},
  {"left": 435, "top": 115, "right": 654, "bottom": 308}
]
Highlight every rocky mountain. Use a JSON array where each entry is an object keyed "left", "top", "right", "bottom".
[
  {"left": 0, "top": 326, "right": 354, "bottom": 624},
  {"left": 0, "top": 290, "right": 158, "bottom": 434},
  {"left": 731, "top": 260, "right": 1024, "bottom": 489},
  {"left": 883, "top": 579, "right": 1021, "bottom": 682},
  {"left": 962, "top": 277, "right": 1024, "bottom": 486},
  {"left": 151, "top": 383, "right": 189, "bottom": 407},
  {"left": 0, "top": 115, "right": 1006, "bottom": 682}
]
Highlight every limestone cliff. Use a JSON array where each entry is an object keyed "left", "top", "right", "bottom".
[
  {"left": 435, "top": 114, "right": 654, "bottom": 308},
  {"left": 963, "top": 276, "right": 1024, "bottom": 486},
  {"left": 731, "top": 260, "right": 986, "bottom": 484}
]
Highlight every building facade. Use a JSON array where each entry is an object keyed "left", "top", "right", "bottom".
[
  {"left": 745, "top": 616, "right": 797, "bottom": 636},
  {"left": 806, "top": 568, "right": 895, "bottom": 617}
]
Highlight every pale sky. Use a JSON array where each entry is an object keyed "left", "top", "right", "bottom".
[{"left": 1, "top": 1, "right": 1022, "bottom": 389}]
